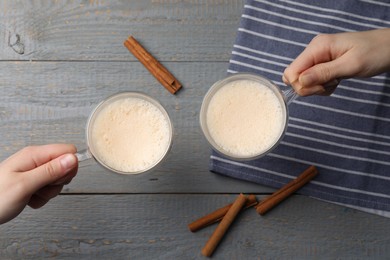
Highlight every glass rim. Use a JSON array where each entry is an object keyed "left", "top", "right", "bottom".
[
  {"left": 85, "top": 91, "right": 173, "bottom": 175},
  {"left": 199, "top": 73, "right": 289, "bottom": 161}
]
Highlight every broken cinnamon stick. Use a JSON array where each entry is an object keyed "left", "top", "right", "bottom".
[
  {"left": 124, "top": 36, "right": 182, "bottom": 94},
  {"left": 256, "top": 165, "right": 318, "bottom": 215},
  {"left": 201, "top": 193, "right": 247, "bottom": 257},
  {"left": 188, "top": 194, "right": 257, "bottom": 232}
]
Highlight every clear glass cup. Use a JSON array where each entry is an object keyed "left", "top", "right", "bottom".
[
  {"left": 76, "top": 92, "right": 173, "bottom": 175},
  {"left": 200, "top": 73, "right": 296, "bottom": 161}
]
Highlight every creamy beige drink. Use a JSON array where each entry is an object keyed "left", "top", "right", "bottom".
[
  {"left": 201, "top": 74, "right": 287, "bottom": 159},
  {"left": 88, "top": 93, "right": 172, "bottom": 174}
]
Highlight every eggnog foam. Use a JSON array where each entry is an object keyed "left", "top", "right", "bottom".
[
  {"left": 206, "top": 79, "right": 285, "bottom": 157},
  {"left": 90, "top": 97, "right": 171, "bottom": 173}
]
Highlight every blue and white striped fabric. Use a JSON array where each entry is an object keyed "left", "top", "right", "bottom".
[{"left": 210, "top": 0, "right": 390, "bottom": 217}]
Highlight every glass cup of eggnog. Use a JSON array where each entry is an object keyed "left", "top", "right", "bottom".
[
  {"left": 200, "top": 73, "right": 290, "bottom": 161},
  {"left": 76, "top": 92, "right": 173, "bottom": 174}
]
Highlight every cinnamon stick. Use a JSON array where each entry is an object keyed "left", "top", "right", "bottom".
[
  {"left": 256, "top": 165, "right": 318, "bottom": 215},
  {"left": 124, "top": 36, "right": 182, "bottom": 94},
  {"left": 188, "top": 194, "right": 257, "bottom": 232},
  {"left": 201, "top": 193, "right": 247, "bottom": 257}
]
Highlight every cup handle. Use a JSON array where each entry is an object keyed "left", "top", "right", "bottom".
[
  {"left": 283, "top": 88, "right": 298, "bottom": 105},
  {"left": 75, "top": 149, "right": 94, "bottom": 168}
]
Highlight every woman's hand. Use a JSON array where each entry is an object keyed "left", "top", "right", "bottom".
[
  {"left": 283, "top": 28, "right": 390, "bottom": 96},
  {"left": 0, "top": 144, "right": 78, "bottom": 224}
]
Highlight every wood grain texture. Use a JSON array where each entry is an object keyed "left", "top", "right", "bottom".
[
  {"left": 1, "top": 1, "right": 389, "bottom": 259},
  {"left": 0, "top": 61, "right": 270, "bottom": 193},
  {"left": 1, "top": 194, "right": 389, "bottom": 259},
  {"left": 0, "top": 0, "right": 243, "bottom": 61}
]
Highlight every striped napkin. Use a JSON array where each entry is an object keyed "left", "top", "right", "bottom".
[{"left": 210, "top": 0, "right": 390, "bottom": 217}]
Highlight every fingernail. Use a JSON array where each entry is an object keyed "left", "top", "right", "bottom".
[
  {"left": 60, "top": 154, "right": 76, "bottom": 170},
  {"left": 282, "top": 75, "right": 288, "bottom": 84},
  {"left": 299, "top": 73, "right": 315, "bottom": 87}
]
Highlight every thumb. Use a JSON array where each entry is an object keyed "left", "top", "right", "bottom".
[
  {"left": 298, "top": 62, "right": 338, "bottom": 88},
  {"left": 25, "top": 154, "right": 78, "bottom": 192},
  {"left": 298, "top": 53, "right": 358, "bottom": 88}
]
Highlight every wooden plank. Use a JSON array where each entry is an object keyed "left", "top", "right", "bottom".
[
  {"left": 0, "top": 61, "right": 273, "bottom": 194},
  {"left": 0, "top": 2, "right": 388, "bottom": 260},
  {"left": 0, "top": 0, "right": 243, "bottom": 61},
  {"left": 1, "top": 194, "right": 389, "bottom": 259}
]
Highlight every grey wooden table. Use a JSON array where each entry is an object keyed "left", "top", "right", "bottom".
[{"left": 0, "top": 1, "right": 389, "bottom": 259}]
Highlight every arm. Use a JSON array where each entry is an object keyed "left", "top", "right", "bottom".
[
  {"left": 0, "top": 144, "right": 78, "bottom": 224},
  {"left": 283, "top": 28, "right": 390, "bottom": 96}
]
